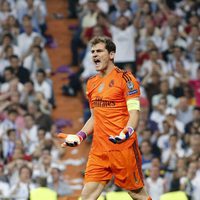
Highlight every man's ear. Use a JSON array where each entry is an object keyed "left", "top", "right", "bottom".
[{"left": 110, "top": 52, "right": 115, "bottom": 59}]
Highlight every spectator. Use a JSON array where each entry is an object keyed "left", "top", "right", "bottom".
[
  {"left": 187, "top": 25, "right": 200, "bottom": 57},
  {"left": 167, "top": 46, "right": 190, "bottom": 76},
  {"left": 3, "top": 15, "right": 20, "bottom": 39},
  {"left": 189, "top": 66, "right": 200, "bottom": 106},
  {"left": 108, "top": 0, "right": 132, "bottom": 24},
  {"left": 137, "top": 16, "right": 162, "bottom": 52},
  {"left": 176, "top": 96, "right": 194, "bottom": 126},
  {"left": 140, "top": 140, "right": 154, "bottom": 171},
  {"left": 17, "top": 15, "right": 40, "bottom": 59},
  {"left": 180, "top": 161, "right": 200, "bottom": 200},
  {"left": 181, "top": 84, "right": 196, "bottom": 106},
  {"left": 26, "top": 101, "right": 53, "bottom": 132},
  {"left": 150, "top": 96, "right": 168, "bottom": 132},
  {"left": 110, "top": 15, "right": 137, "bottom": 73},
  {"left": 2, "top": 128, "right": 16, "bottom": 161},
  {"left": 187, "top": 134, "right": 200, "bottom": 163},
  {"left": 161, "top": 134, "right": 184, "bottom": 172},
  {"left": 9, "top": 165, "right": 36, "bottom": 200},
  {"left": 35, "top": 91, "right": 52, "bottom": 115},
  {"left": 169, "top": 157, "right": 187, "bottom": 192},
  {"left": 146, "top": 166, "right": 167, "bottom": 200},
  {"left": 21, "top": 114, "right": 38, "bottom": 155},
  {"left": 0, "top": 0, "right": 16, "bottom": 25},
  {"left": 0, "top": 177, "right": 9, "bottom": 197},
  {"left": 164, "top": 107, "right": 185, "bottom": 135},
  {"left": 0, "top": 33, "right": 21, "bottom": 57},
  {"left": 30, "top": 177, "right": 57, "bottom": 200},
  {"left": 20, "top": 80, "right": 36, "bottom": 106},
  {"left": 157, "top": 120, "right": 171, "bottom": 150},
  {"left": 24, "top": 45, "right": 51, "bottom": 80},
  {"left": 138, "top": 48, "right": 168, "bottom": 79},
  {"left": 32, "top": 148, "right": 52, "bottom": 181},
  {"left": 81, "top": 12, "right": 111, "bottom": 45},
  {"left": 0, "top": 108, "right": 18, "bottom": 140},
  {"left": 17, "top": 0, "right": 47, "bottom": 35},
  {"left": 70, "top": 0, "right": 99, "bottom": 66},
  {"left": 190, "top": 48, "right": 200, "bottom": 80},
  {"left": 185, "top": 106, "right": 200, "bottom": 134},
  {"left": 48, "top": 167, "right": 73, "bottom": 197},
  {"left": 9, "top": 54, "right": 30, "bottom": 84},
  {"left": 0, "top": 46, "right": 11, "bottom": 78},
  {"left": 33, "top": 69, "right": 52, "bottom": 102},
  {"left": 152, "top": 79, "right": 177, "bottom": 109},
  {"left": 141, "top": 70, "right": 161, "bottom": 111},
  {"left": 0, "top": 67, "right": 24, "bottom": 94},
  {"left": 0, "top": 164, "right": 9, "bottom": 183}
]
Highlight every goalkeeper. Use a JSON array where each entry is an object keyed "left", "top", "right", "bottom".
[{"left": 58, "top": 36, "right": 151, "bottom": 200}]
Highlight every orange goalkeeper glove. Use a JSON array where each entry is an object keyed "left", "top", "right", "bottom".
[
  {"left": 57, "top": 131, "right": 87, "bottom": 147},
  {"left": 109, "top": 126, "right": 135, "bottom": 144}
]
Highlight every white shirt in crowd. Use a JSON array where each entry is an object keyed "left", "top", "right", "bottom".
[
  {"left": 0, "top": 181, "right": 10, "bottom": 197},
  {"left": 17, "top": 32, "right": 40, "bottom": 56},
  {"left": 21, "top": 125, "right": 38, "bottom": 154},
  {"left": 0, "top": 59, "right": 9, "bottom": 76},
  {"left": 139, "top": 59, "right": 168, "bottom": 78},
  {"left": 33, "top": 79, "right": 52, "bottom": 101},
  {"left": 9, "top": 182, "right": 36, "bottom": 200},
  {"left": 180, "top": 175, "right": 200, "bottom": 200},
  {"left": 162, "top": 148, "right": 184, "bottom": 170},
  {"left": 190, "top": 61, "right": 200, "bottom": 80},
  {"left": 146, "top": 177, "right": 166, "bottom": 200},
  {"left": 110, "top": 25, "right": 136, "bottom": 63}
]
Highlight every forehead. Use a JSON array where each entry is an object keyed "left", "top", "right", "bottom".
[{"left": 91, "top": 42, "right": 106, "bottom": 50}]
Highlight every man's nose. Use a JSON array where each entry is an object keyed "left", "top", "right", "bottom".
[{"left": 93, "top": 53, "right": 98, "bottom": 58}]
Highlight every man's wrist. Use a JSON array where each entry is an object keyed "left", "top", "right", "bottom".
[
  {"left": 76, "top": 131, "right": 87, "bottom": 141},
  {"left": 127, "top": 126, "right": 135, "bottom": 138}
]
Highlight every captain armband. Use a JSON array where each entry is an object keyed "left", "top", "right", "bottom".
[{"left": 127, "top": 99, "right": 140, "bottom": 111}]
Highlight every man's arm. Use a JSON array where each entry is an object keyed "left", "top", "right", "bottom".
[
  {"left": 109, "top": 98, "right": 140, "bottom": 144},
  {"left": 57, "top": 109, "right": 94, "bottom": 147},
  {"left": 126, "top": 109, "right": 140, "bottom": 131},
  {"left": 80, "top": 109, "right": 94, "bottom": 135}
]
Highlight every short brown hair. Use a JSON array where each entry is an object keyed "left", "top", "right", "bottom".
[{"left": 90, "top": 36, "right": 116, "bottom": 53}]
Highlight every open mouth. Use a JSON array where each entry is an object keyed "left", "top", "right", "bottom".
[{"left": 94, "top": 59, "right": 101, "bottom": 66}]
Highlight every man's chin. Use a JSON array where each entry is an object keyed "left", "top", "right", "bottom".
[{"left": 95, "top": 66, "right": 101, "bottom": 71}]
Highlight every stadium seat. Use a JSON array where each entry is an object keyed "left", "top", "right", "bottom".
[
  {"left": 106, "top": 191, "right": 132, "bottom": 200},
  {"left": 160, "top": 191, "right": 188, "bottom": 200}
]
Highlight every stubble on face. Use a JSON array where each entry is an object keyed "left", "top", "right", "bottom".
[{"left": 91, "top": 43, "right": 114, "bottom": 75}]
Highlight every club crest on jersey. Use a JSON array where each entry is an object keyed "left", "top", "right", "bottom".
[
  {"left": 98, "top": 83, "right": 104, "bottom": 93},
  {"left": 109, "top": 80, "right": 114, "bottom": 87}
]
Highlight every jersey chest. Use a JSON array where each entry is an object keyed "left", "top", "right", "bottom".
[{"left": 90, "top": 78, "right": 124, "bottom": 106}]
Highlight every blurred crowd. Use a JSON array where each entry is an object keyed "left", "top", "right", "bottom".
[
  {"left": 65, "top": 0, "right": 200, "bottom": 200},
  {"left": 0, "top": 0, "right": 74, "bottom": 199}
]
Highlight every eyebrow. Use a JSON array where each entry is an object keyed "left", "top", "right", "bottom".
[{"left": 91, "top": 49, "right": 104, "bottom": 53}]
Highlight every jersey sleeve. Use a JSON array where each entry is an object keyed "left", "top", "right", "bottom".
[{"left": 121, "top": 71, "right": 140, "bottom": 101}]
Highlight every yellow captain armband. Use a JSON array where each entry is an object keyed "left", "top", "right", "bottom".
[{"left": 127, "top": 99, "right": 140, "bottom": 111}]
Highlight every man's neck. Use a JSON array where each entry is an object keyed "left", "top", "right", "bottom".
[{"left": 99, "top": 64, "right": 115, "bottom": 77}]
